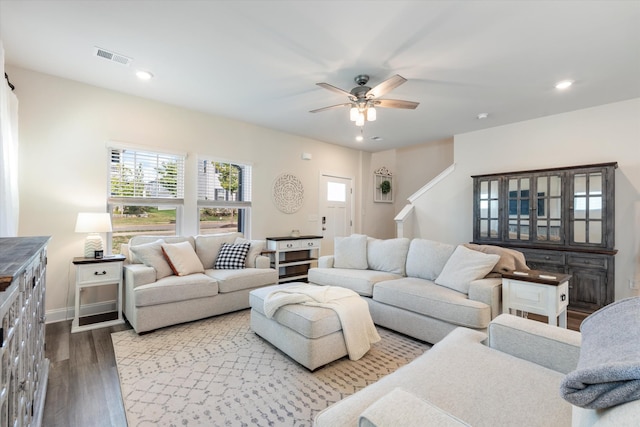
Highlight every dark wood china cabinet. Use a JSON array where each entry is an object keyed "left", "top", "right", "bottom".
[{"left": 472, "top": 162, "right": 617, "bottom": 313}]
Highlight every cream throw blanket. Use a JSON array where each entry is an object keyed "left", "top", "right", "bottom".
[{"left": 263, "top": 284, "right": 381, "bottom": 361}]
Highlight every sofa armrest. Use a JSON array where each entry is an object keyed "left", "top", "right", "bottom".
[
  {"left": 468, "top": 278, "right": 502, "bottom": 319},
  {"left": 123, "top": 263, "right": 157, "bottom": 288},
  {"left": 120, "top": 243, "right": 131, "bottom": 264},
  {"left": 358, "top": 388, "right": 470, "bottom": 427},
  {"left": 318, "top": 255, "right": 334, "bottom": 268},
  {"left": 488, "top": 313, "right": 581, "bottom": 374},
  {"left": 255, "top": 255, "right": 270, "bottom": 269}
]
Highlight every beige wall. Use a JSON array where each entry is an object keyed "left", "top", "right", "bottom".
[
  {"left": 362, "top": 139, "right": 455, "bottom": 239},
  {"left": 9, "top": 66, "right": 372, "bottom": 318},
  {"left": 411, "top": 98, "right": 640, "bottom": 301}
]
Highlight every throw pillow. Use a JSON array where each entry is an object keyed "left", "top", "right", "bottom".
[
  {"left": 367, "top": 237, "right": 410, "bottom": 275},
  {"left": 435, "top": 245, "right": 500, "bottom": 294},
  {"left": 161, "top": 241, "right": 205, "bottom": 276},
  {"left": 214, "top": 242, "right": 251, "bottom": 269},
  {"left": 195, "top": 232, "right": 242, "bottom": 269},
  {"left": 334, "top": 234, "right": 368, "bottom": 269},
  {"left": 129, "top": 239, "right": 174, "bottom": 279},
  {"left": 235, "top": 237, "right": 266, "bottom": 268},
  {"left": 463, "top": 243, "right": 529, "bottom": 276},
  {"left": 405, "top": 239, "right": 456, "bottom": 280}
]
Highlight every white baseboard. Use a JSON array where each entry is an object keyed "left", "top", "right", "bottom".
[{"left": 45, "top": 300, "right": 117, "bottom": 324}]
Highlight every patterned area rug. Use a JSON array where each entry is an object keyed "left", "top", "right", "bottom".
[{"left": 112, "top": 309, "right": 429, "bottom": 426}]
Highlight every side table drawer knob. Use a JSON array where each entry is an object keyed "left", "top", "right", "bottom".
[
  {"left": 94, "top": 270, "right": 107, "bottom": 276},
  {"left": 561, "top": 294, "right": 566, "bottom": 301}
]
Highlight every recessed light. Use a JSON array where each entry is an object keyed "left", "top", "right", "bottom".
[
  {"left": 355, "top": 135, "right": 364, "bottom": 142},
  {"left": 555, "top": 80, "right": 573, "bottom": 90},
  {"left": 477, "top": 113, "right": 489, "bottom": 120},
  {"left": 136, "top": 70, "right": 153, "bottom": 80}
]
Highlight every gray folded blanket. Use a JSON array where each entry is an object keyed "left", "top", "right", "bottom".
[{"left": 560, "top": 296, "right": 640, "bottom": 409}]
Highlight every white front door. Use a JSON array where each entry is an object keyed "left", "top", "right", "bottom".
[{"left": 319, "top": 174, "right": 353, "bottom": 255}]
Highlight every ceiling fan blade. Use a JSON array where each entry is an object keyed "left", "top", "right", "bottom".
[
  {"left": 309, "top": 103, "right": 352, "bottom": 113},
  {"left": 366, "top": 74, "right": 407, "bottom": 98},
  {"left": 374, "top": 99, "right": 419, "bottom": 109},
  {"left": 316, "top": 82, "right": 354, "bottom": 99}
]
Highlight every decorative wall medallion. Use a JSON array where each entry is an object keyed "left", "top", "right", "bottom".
[{"left": 273, "top": 173, "right": 304, "bottom": 214}]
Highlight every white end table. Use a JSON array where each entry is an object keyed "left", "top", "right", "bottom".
[
  {"left": 72, "top": 255, "right": 126, "bottom": 333},
  {"left": 502, "top": 270, "right": 571, "bottom": 328}
]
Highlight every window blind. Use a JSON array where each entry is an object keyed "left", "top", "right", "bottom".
[{"left": 109, "top": 147, "right": 185, "bottom": 202}]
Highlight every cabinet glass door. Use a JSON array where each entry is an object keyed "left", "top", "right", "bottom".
[
  {"left": 572, "top": 171, "right": 604, "bottom": 245},
  {"left": 476, "top": 178, "right": 500, "bottom": 240},
  {"left": 535, "top": 174, "right": 564, "bottom": 244},
  {"left": 506, "top": 177, "right": 531, "bottom": 242}
]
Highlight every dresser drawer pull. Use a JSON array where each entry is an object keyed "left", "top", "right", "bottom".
[{"left": 94, "top": 270, "right": 107, "bottom": 276}]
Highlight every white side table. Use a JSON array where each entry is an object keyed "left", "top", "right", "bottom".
[
  {"left": 72, "top": 255, "right": 125, "bottom": 333},
  {"left": 266, "top": 236, "right": 322, "bottom": 284},
  {"left": 502, "top": 270, "right": 571, "bottom": 328}
]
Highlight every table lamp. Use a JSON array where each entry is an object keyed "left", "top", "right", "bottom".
[{"left": 75, "top": 212, "right": 113, "bottom": 258}]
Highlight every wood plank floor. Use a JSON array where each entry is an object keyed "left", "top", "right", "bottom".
[
  {"left": 41, "top": 310, "right": 584, "bottom": 426},
  {"left": 43, "top": 319, "right": 131, "bottom": 427}
]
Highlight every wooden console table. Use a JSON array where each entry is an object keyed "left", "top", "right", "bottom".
[{"left": 266, "top": 236, "right": 322, "bottom": 283}]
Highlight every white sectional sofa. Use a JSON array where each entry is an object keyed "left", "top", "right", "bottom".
[
  {"left": 121, "top": 232, "right": 277, "bottom": 333},
  {"left": 308, "top": 234, "right": 529, "bottom": 344},
  {"left": 315, "top": 297, "right": 640, "bottom": 427}
]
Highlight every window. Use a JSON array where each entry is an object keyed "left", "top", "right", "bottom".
[
  {"left": 108, "top": 145, "right": 185, "bottom": 253},
  {"left": 197, "top": 157, "right": 252, "bottom": 235}
]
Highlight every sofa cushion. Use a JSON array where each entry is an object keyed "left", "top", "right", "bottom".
[
  {"left": 334, "top": 234, "right": 368, "bottom": 269},
  {"left": 315, "top": 327, "right": 571, "bottom": 427},
  {"left": 367, "top": 237, "right": 410, "bottom": 275},
  {"left": 358, "top": 388, "right": 471, "bottom": 427},
  {"left": 250, "top": 284, "right": 342, "bottom": 338},
  {"left": 129, "top": 239, "right": 174, "bottom": 279},
  {"left": 405, "top": 239, "right": 456, "bottom": 281},
  {"left": 128, "top": 235, "right": 193, "bottom": 264},
  {"left": 161, "top": 241, "right": 205, "bottom": 276},
  {"left": 235, "top": 237, "right": 266, "bottom": 268},
  {"left": 206, "top": 268, "right": 277, "bottom": 293},
  {"left": 435, "top": 245, "right": 500, "bottom": 294},
  {"left": 308, "top": 267, "right": 401, "bottom": 297},
  {"left": 134, "top": 273, "right": 218, "bottom": 307},
  {"left": 373, "top": 277, "right": 491, "bottom": 329},
  {"left": 195, "top": 232, "right": 243, "bottom": 269},
  {"left": 214, "top": 242, "right": 251, "bottom": 269}
]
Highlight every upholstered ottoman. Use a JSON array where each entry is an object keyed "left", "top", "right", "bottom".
[{"left": 249, "top": 283, "right": 349, "bottom": 370}]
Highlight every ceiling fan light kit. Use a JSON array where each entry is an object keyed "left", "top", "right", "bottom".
[{"left": 311, "top": 74, "right": 419, "bottom": 128}]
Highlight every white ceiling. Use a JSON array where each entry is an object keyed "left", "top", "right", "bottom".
[{"left": 1, "top": 1, "right": 639, "bottom": 152}]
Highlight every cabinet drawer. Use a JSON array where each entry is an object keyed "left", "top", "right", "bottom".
[
  {"left": 77, "top": 263, "right": 121, "bottom": 284},
  {"left": 522, "top": 250, "right": 565, "bottom": 265},
  {"left": 567, "top": 254, "right": 607, "bottom": 269},
  {"left": 277, "top": 240, "right": 300, "bottom": 250},
  {"left": 298, "top": 239, "right": 320, "bottom": 249}
]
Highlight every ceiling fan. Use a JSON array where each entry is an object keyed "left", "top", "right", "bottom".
[{"left": 310, "top": 74, "right": 419, "bottom": 126}]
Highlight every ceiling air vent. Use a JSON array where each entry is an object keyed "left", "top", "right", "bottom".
[{"left": 94, "top": 47, "right": 132, "bottom": 66}]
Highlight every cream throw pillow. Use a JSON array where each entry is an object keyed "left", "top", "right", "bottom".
[
  {"left": 161, "top": 241, "right": 205, "bottom": 276},
  {"left": 435, "top": 245, "right": 500, "bottom": 294},
  {"left": 129, "top": 239, "right": 174, "bottom": 279},
  {"left": 334, "top": 234, "right": 368, "bottom": 269}
]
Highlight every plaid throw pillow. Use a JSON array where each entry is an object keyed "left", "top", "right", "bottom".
[{"left": 214, "top": 242, "right": 251, "bottom": 269}]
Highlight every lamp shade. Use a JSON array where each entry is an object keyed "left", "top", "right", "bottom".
[{"left": 75, "top": 213, "right": 113, "bottom": 233}]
